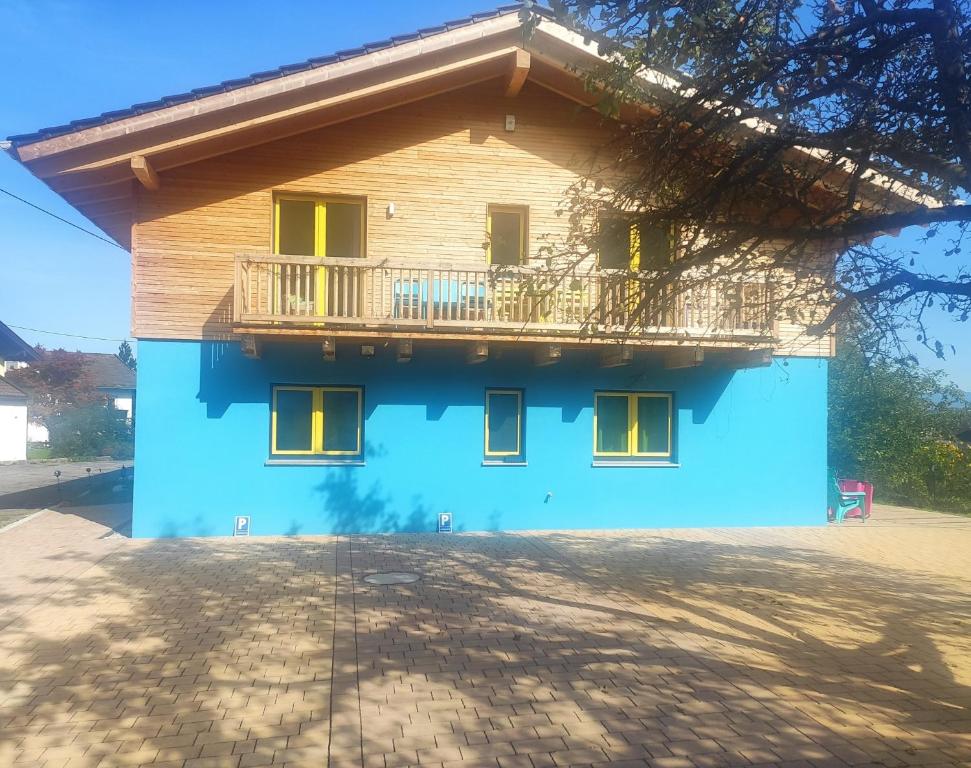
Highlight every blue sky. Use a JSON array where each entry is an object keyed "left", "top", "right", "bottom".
[{"left": 1, "top": 0, "right": 969, "bottom": 389}]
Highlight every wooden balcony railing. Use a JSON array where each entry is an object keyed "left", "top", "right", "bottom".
[{"left": 233, "top": 253, "right": 776, "bottom": 341}]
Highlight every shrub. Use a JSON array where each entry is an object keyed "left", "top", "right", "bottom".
[{"left": 48, "top": 404, "right": 134, "bottom": 460}]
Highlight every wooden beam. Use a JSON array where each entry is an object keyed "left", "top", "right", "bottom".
[
  {"left": 240, "top": 335, "right": 261, "bottom": 359},
  {"left": 715, "top": 349, "right": 773, "bottom": 369},
  {"left": 663, "top": 348, "right": 704, "bottom": 369},
  {"left": 322, "top": 337, "right": 336, "bottom": 362},
  {"left": 534, "top": 343, "right": 561, "bottom": 366},
  {"left": 130, "top": 155, "right": 159, "bottom": 191},
  {"left": 466, "top": 341, "right": 489, "bottom": 364},
  {"left": 600, "top": 346, "right": 633, "bottom": 368},
  {"left": 396, "top": 339, "right": 413, "bottom": 362},
  {"left": 504, "top": 49, "right": 530, "bottom": 98},
  {"left": 232, "top": 326, "right": 775, "bottom": 349}
]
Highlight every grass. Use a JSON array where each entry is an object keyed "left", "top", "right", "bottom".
[{"left": 26, "top": 445, "right": 53, "bottom": 460}]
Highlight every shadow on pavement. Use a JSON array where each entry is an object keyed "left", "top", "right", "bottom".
[{"left": 0, "top": 468, "right": 134, "bottom": 537}]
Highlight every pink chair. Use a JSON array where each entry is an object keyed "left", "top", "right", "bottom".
[{"left": 838, "top": 479, "right": 873, "bottom": 519}]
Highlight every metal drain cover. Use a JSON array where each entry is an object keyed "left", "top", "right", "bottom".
[{"left": 363, "top": 572, "right": 420, "bottom": 585}]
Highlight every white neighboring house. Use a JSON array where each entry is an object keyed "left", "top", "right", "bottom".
[
  {"left": 27, "top": 420, "right": 49, "bottom": 444},
  {"left": 0, "top": 323, "right": 136, "bottom": 457},
  {"left": 21, "top": 353, "right": 136, "bottom": 441},
  {"left": 0, "top": 321, "right": 39, "bottom": 461},
  {"left": 0, "top": 321, "right": 39, "bottom": 378},
  {"left": 80, "top": 353, "right": 136, "bottom": 421},
  {"left": 0, "top": 378, "right": 28, "bottom": 462}
]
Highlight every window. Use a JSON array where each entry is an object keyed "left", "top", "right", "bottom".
[
  {"left": 271, "top": 386, "right": 363, "bottom": 457},
  {"left": 597, "top": 215, "right": 674, "bottom": 271},
  {"left": 484, "top": 389, "right": 523, "bottom": 460},
  {"left": 633, "top": 221, "right": 674, "bottom": 270},
  {"left": 487, "top": 205, "right": 527, "bottom": 265},
  {"left": 594, "top": 392, "right": 672, "bottom": 458},
  {"left": 274, "top": 194, "right": 365, "bottom": 258},
  {"left": 597, "top": 215, "right": 634, "bottom": 270}
]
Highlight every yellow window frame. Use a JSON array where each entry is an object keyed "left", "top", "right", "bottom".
[
  {"left": 597, "top": 215, "right": 677, "bottom": 271},
  {"left": 632, "top": 221, "right": 677, "bottom": 271},
  {"left": 272, "top": 193, "right": 366, "bottom": 257},
  {"left": 484, "top": 389, "right": 523, "bottom": 457},
  {"left": 593, "top": 391, "right": 673, "bottom": 458},
  {"left": 273, "top": 193, "right": 367, "bottom": 315},
  {"left": 486, "top": 204, "right": 528, "bottom": 265},
  {"left": 271, "top": 385, "right": 363, "bottom": 457},
  {"left": 320, "top": 386, "right": 364, "bottom": 456},
  {"left": 271, "top": 386, "right": 320, "bottom": 456}
]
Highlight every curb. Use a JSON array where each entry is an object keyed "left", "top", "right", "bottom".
[{"left": 0, "top": 508, "right": 49, "bottom": 534}]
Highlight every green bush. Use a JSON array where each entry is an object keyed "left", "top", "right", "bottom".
[{"left": 47, "top": 404, "right": 134, "bottom": 460}]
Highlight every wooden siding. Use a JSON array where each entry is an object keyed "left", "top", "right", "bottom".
[{"left": 132, "top": 79, "right": 833, "bottom": 356}]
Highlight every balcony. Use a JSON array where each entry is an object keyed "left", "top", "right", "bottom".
[{"left": 233, "top": 253, "right": 777, "bottom": 349}]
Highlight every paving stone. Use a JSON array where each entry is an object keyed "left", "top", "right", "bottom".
[{"left": 1, "top": 503, "right": 970, "bottom": 768}]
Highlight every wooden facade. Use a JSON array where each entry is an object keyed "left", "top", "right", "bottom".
[{"left": 130, "top": 81, "right": 829, "bottom": 356}]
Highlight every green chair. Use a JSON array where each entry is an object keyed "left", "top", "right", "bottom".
[{"left": 828, "top": 470, "right": 865, "bottom": 523}]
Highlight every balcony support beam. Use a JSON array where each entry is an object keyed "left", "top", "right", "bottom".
[
  {"left": 322, "top": 337, "right": 336, "bottom": 362},
  {"left": 534, "top": 343, "right": 561, "bottom": 366},
  {"left": 240, "top": 335, "right": 261, "bottom": 359},
  {"left": 396, "top": 339, "right": 413, "bottom": 363},
  {"left": 130, "top": 155, "right": 160, "bottom": 191},
  {"left": 466, "top": 341, "right": 489, "bottom": 364},
  {"left": 600, "top": 346, "right": 632, "bottom": 368},
  {"left": 505, "top": 49, "right": 530, "bottom": 98},
  {"left": 663, "top": 347, "right": 704, "bottom": 369}
]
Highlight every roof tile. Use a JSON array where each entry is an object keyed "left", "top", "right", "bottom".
[{"left": 0, "top": 378, "right": 27, "bottom": 400}]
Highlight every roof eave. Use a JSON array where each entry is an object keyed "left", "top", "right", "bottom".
[{"left": 8, "top": 5, "right": 932, "bottom": 223}]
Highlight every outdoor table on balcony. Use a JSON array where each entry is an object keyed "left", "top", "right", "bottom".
[{"left": 393, "top": 277, "right": 488, "bottom": 320}]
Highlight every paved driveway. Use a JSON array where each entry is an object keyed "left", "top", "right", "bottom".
[
  {"left": 1, "top": 504, "right": 970, "bottom": 768},
  {"left": 0, "top": 460, "right": 131, "bottom": 530}
]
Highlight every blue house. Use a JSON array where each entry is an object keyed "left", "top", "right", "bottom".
[{"left": 4, "top": 6, "right": 915, "bottom": 537}]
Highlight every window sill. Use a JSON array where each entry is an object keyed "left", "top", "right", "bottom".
[
  {"left": 481, "top": 460, "right": 528, "bottom": 467},
  {"left": 265, "top": 458, "right": 365, "bottom": 467},
  {"left": 591, "top": 460, "right": 680, "bottom": 468}
]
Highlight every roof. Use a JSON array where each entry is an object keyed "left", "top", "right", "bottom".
[
  {"left": 3, "top": 3, "right": 930, "bottom": 251},
  {"left": 78, "top": 353, "right": 136, "bottom": 390},
  {"left": 0, "top": 377, "right": 27, "bottom": 401},
  {"left": 6, "top": 4, "right": 539, "bottom": 146},
  {"left": 0, "top": 322, "right": 40, "bottom": 363}
]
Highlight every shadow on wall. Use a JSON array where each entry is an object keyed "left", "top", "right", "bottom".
[
  {"left": 299, "top": 444, "right": 505, "bottom": 535},
  {"left": 305, "top": 443, "right": 440, "bottom": 534},
  {"left": 195, "top": 340, "right": 737, "bottom": 425},
  {"left": 315, "top": 469, "right": 433, "bottom": 535}
]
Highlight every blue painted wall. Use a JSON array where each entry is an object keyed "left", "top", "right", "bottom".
[{"left": 132, "top": 339, "right": 828, "bottom": 537}]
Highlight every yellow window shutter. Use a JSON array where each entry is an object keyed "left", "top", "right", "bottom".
[{"left": 629, "top": 223, "right": 641, "bottom": 271}]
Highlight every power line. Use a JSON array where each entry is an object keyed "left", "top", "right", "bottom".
[
  {"left": 0, "top": 186, "right": 128, "bottom": 251},
  {"left": 7, "top": 324, "right": 131, "bottom": 343}
]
